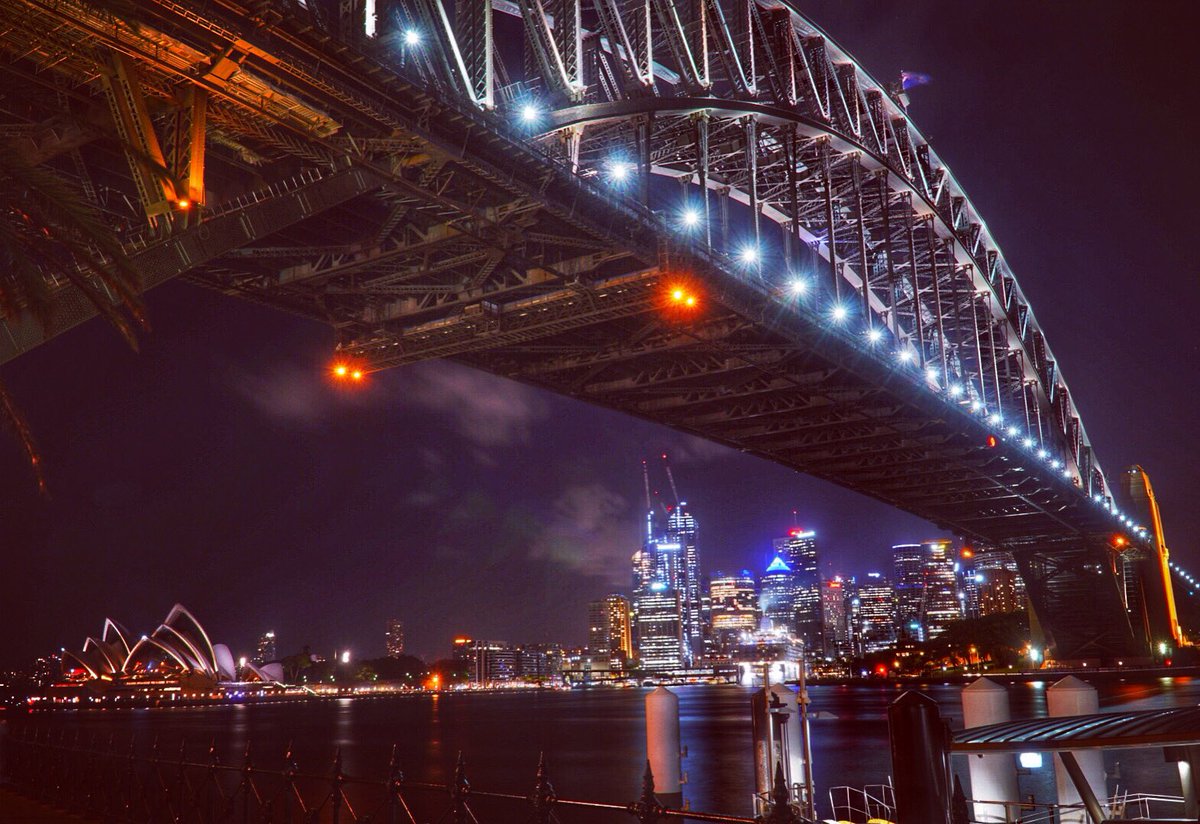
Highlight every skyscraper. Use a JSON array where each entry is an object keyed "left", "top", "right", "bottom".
[
  {"left": 385, "top": 618, "right": 404, "bottom": 657},
  {"left": 893, "top": 541, "right": 961, "bottom": 641},
  {"left": 977, "top": 568, "right": 1023, "bottom": 616},
  {"left": 760, "top": 554, "right": 798, "bottom": 636},
  {"left": 254, "top": 631, "right": 277, "bottom": 665},
  {"left": 709, "top": 570, "right": 759, "bottom": 653},
  {"left": 820, "top": 578, "right": 850, "bottom": 657},
  {"left": 666, "top": 502, "right": 702, "bottom": 653},
  {"left": 635, "top": 585, "right": 685, "bottom": 672},
  {"left": 588, "top": 594, "right": 633, "bottom": 669},
  {"left": 853, "top": 573, "right": 897, "bottom": 654},
  {"left": 921, "top": 540, "right": 962, "bottom": 637},
  {"left": 772, "top": 528, "right": 821, "bottom": 653}
]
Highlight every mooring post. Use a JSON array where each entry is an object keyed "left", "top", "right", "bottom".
[{"left": 888, "top": 690, "right": 953, "bottom": 824}]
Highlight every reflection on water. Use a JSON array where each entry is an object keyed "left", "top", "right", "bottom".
[{"left": 17, "top": 677, "right": 1200, "bottom": 818}]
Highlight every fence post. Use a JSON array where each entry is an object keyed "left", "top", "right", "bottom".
[
  {"left": 208, "top": 739, "right": 221, "bottom": 824},
  {"left": 331, "top": 747, "right": 345, "bottom": 824},
  {"left": 176, "top": 739, "right": 187, "bottom": 822},
  {"left": 529, "top": 753, "right": 556, "bottom": 824},
  {"left": 627, "top": 760, "right": 662, "bottom": 824},
  {"left": 242, "top": 741, "right": 253, "bottom": 824},
  {"left": 387, "top": 745, "right": 403, "bottom": 824},
  {"left": 450, "top": 752, "right": 470, "bottom": 824},
  {"left": 124, "top": 738, "right": 137, "bottom": 824},
  {"left": 283, "top": 743, "right": 297, "bottom": 824}
]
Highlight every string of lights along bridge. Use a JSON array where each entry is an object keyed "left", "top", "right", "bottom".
[{"left": 0, "top": 0, "right": 1180, "bottom": 663}]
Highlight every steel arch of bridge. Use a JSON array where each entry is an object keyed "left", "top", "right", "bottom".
[{"left": 0, "top": 0, "right": 1162, "bottom": 658}]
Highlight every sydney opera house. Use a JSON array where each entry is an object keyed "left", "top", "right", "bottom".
[{"left": 54, "top": 604, "right": 286, "bottom": 701}]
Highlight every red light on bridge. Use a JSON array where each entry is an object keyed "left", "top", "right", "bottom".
[
  {"left": 961, "top": 547, "right": 974, "bottom": 559},
  {"left": 664, "top": 283, "right": 701, "bottom": 312},
  {"left": 1112, "top": 535, "right": 1128, "bottom": 548},
  {"left": 331, "top": 361, "right": 367, "bottom": 383},
  {"left": 985, "top": 435, "right": 998, "bottom": 448}
]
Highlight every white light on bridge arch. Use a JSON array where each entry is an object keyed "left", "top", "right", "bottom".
[
  {"left": 898, "top": 349, "right": 915, "bottom": 364},
  {"left": 520, "top": 104, "right": 541, "bottom": 124},
  {"left": 789, "top": 278, "right": 809, "bottom": 296},
  {"left": 1024, "top": 438, "right": 1036, "bottom": 449},
  {"left": 831, "top": 304, "right": 848, "bottom": 323},
  {"left": 948, "top": 384, "right": 964, "bottom": 398},
  {"left": 866, "top": 327, "right": 883, "bottom": 344},
  {"left": 680, "top": 208, "right": 701, "bottom": 229},
  {"left": 988, "top": 413, "right": 1001, "bottom": 426},
  {"left": 1006, "top": 426, "right": 1019, "bottom": 437},
  {"left": 609, "top": 161, "right": 631, "bottom": 182},
  {"left": 738, "top": 245, "right": 759, "bottom": 265},
  {"left": 403, "top": 29, "right": 421, "bottom": 46}
]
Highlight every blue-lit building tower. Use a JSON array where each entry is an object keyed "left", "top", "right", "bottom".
[{"left": 772, "top": 528, "right": 822, "bottom": 654}]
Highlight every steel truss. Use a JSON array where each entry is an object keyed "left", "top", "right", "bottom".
[{"left": 0, "top": 0, "right": 1145, "bottom": 658}]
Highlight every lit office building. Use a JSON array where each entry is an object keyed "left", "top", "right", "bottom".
[
  {"left": 772, "top": 529, "right": 821, "bottom": 653},
  {"left": 666, "top": 502, "right": 702, "bottom": 653},
  {"left": 588, "top": 594, "right": 633, "bottom": 669},
  {"left": 760, "top": 555, "right": 798, "bottom": 636},
  {"left": 452, "top": 638, "right": 518, "bottom": 684},
  {"left": 709, "top": 571, "right": 759, "bottom": 653},
  {"left": 820, "top": 578, "right": 851, "bottom": 658},
  {"left": 978, "top": 568, "right": 1023, "bottom": 616},
  {"left": 635, "top": 586, "right": 685, "bottom": 672},
  {"left": 385, "top": 618, "right": 404, "bottom": 657},
  {"left": 893, "top": 543, "right": 925, "bottom": 640},
  {"left": 973, "top": 549, "right": 1027, "bottom": 608},
  {"left": 255, "top": 631, "right": 277, "bottom": 665},
  {"left": 892, "top": 541, "right": 962, "bottom": 640},
  {"left": 922, "top": 540, "right": 962, "bottom": 637},
  {"left": 853, "top": 573, "right": 897, "bottom": 654}
]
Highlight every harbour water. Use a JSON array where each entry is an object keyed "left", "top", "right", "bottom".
[{"left": 13, "top": 676, "right": 1200, "bottom": 819}]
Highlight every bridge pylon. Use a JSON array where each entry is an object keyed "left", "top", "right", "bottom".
[{"left": 1119, "top": 466, "right": 1183, "bottom": 653}]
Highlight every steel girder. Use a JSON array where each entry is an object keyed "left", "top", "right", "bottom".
[{"left": 0, "top": 0, "right": 1147, "bottom": 659}]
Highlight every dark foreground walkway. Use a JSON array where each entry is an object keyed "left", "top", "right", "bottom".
[{"left": 0, "top": 788, "right": 85, "bottom": 822}]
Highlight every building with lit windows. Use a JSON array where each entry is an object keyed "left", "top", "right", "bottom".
[
  {"left": 760, "top": 555, "right": 798, "bottom": 636},
  {"left": 973, "top": 549, "right": 1027, "bottom": 610},
  {"left": 772, "top": 529, "right": 822, "bottom": 653},
  {"left": 922, "top": 541, "right": 962, "bottom": 638},
  {"left": 385, "top": 618, "right": 404, "bottom": 657},
  {"left": 635, "top": 585, "right": 685, "bottom": 672},
  {"left": 254, "top": 631, "right": 277, "bottom": 665},
  {"left": 892, "top": 541, "right": 961, "bottom": 641},
  {"left": 666, "top": 502, "right": 702, "bottom": 654},
  {"left": 978, "top": 568, "right": 1023, "bottom": 616},
  {"left": 588, "top": 594, "right": 633, "bottom": 669},
  {"left": 708, "top": 571, "right": 759, "bottom": 654},
  {"left": 820, "top": 578, "right": 851, "bottom": 657},
  {"left": 853, "top": 573, "right": 897, "bottom": 654},
  {"left": 452, "top": 638, "right": 519, "bottom": 684}
]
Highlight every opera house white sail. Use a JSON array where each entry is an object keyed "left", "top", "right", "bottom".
[{"left": 60, "top": 604, "right": 285, "bottom": 692}]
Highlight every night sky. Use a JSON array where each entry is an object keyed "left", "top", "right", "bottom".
[{"left": 2, "top": 2, "right": 1197, "bottom": 667}]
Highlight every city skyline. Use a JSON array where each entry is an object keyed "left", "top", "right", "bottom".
[{"left": 1, "top": 2, "right": 1196, "bottom": 669}]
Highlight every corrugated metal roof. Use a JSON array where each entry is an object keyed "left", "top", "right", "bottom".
[{"left": 953, "top": 706, "right": 1200, "bottom": 752}]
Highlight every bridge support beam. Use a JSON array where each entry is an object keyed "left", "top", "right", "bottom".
[
  {"left": 1013, "top": 537, "right": 1146, "bottom": 665},
  {"left": 0, "top": 166, "right": 384, "bottom": 365}
]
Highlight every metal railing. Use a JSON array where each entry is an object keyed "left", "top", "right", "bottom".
[{"left": 0, "top": 726, "right": 814, "bottom": 824}]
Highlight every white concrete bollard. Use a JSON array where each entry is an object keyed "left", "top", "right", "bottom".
[
  {"left": 1047, "top": 676, "right": 1106, "bottom": 823},
  {"left": 962, "top": 677, "right": 1018, "bottom": 823},
  {"left": 646, "top": 686, "right": 682, "bottom": 797}
]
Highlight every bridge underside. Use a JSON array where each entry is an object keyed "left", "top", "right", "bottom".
[{"left": 0, "top": 0, "right": 1149, "bottom": 661}]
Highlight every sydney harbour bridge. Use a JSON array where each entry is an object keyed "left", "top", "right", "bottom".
[{"left": 0, "top": 0, "right": 1179, "bottom": 662}]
